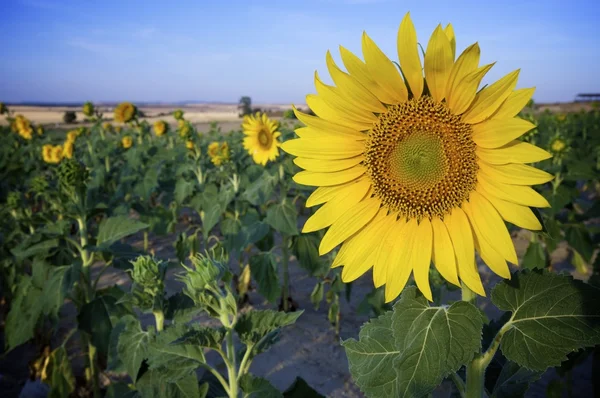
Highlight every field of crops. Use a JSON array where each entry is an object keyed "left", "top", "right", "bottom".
[{"left": 1, "top": 93, "right": 600, "bottom": 397}]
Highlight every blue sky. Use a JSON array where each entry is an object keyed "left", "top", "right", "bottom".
[{"left": 1, "top": 0, "right": 598, "bottom": 104}]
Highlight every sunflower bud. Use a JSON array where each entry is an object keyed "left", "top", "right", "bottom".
[
  {"left": 122, "top": 136, "right": 133, "bottom": 149},
  {"left": 102, "top": 122, "right": 114, "bottom": 134},
  {"left": 30, "top": 175, "right": 49, "bottom": 195},
  {"left": 82, "top": 101, "right": 95, "bottom": 117},
  {"left": 56, "top": 158, "right": 88, "bottom": 194},
  {"left": 173, "top": 109, "right": 184, "bottom": 120},
  {"left": 6, "top": 191, "right": 20, "bottom": 210},
  {"left": 128, "top": 256, "right": 167, "bottom": 310},
  {"left": 36, "top": 125, "right": 44, "bottom": 136}
]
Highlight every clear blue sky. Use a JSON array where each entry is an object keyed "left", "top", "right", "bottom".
[{"left": 1, "top": 0, "right": 598, "bottom": 104}]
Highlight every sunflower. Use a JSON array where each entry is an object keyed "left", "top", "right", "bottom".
[
  {"left": 63, "top": 141, "right": 74, "bottom": 159},
  {"left": 66, "top": 130, "right": 78, "bottom": 143},
  {"left": 42, "top": 144, "right": 54, "bottom": 163},
  {"left": 36, "top": 125, "right": 44, "bottom": 136},
  {"left": 208, "top": 142, "right": 220, "bottom": 157},
  {"left": 51, "top": 145, "right": 63, "bottom": 164},
  {"left": 242, "top": 112, "right": 281, "bottom": 165},
  {"left": 186, "top": 140, "right": 195, "bottom": 150},
  {"left": 82, "top": 101, "right": 95, "bottom": 117},
  {"left": 173, "top": 109, "right": 184, "bottom": 120},
  {"left": 154, "top": 120, "right": 168, "bottom": 136},
  {"left": 103, "top": 122, "right": 114, "bottom": 133},
  {"left": 114, "top": 102, "right": 137, "bottom": 123},
  {"left": 122, "top": 136, "right": 133, "bottom": 149},
  {"left": 281, "top": 13, "right": 553, "bottom": 302}
]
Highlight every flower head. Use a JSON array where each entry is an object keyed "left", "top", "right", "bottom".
[
  {"left": 173, "top": 109, "right": 184, "bottom": 120},
  {"left": 186, "top": 140, "right": 195, "bottom": 150},
  {"left": 66, "top": 130, "right": 79, "bottom": 143},
  {"left": 122, "top": 136, "right": 133, "bottom": 149},
  {"left": 62, "top": 141, "right": 74, "bottom": 159},
  {"left": 242, "top": 112, "right": 281, "bottom": 165},
  {"left": 114, "top": 102, "right": 137, "bottom": 123},
  {"left": 282, "top": 13, "right": 553, "bottom": 302},
  {"left": 36, "top": 125, "right": 44, "bottom": 136},
  {"left": 82, "top": 101, "right": 95, "bottom": 117},
  {"left": 154, "top": 120, "right": 168, "bottom": 136}
]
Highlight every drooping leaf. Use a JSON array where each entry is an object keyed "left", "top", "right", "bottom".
[
  {"left": 96, "top": 216, "right": 149, "bottom": 248},
  {"left": 43, "top": 263, "right": 80, "bottom": 318},
  {"left": 249, "top": 253, "right": 280, "bottom": 303},
  {"left": 492, "top": 270, "right": 600, "bottom": 371},
  {"left": 165, "top": 292, "right": 199, "bottom": 324},
  {"left": 242, "top": 172, "right": 277, "bottom": 206},
  {"left": 565, "top": 225, "right": 594, "bottom": 262},
  {"left": 342, "top": 287, "right": 484, "bottom": 398},
  {"left": 239, "top": 374, "right": 282, "bottom": 398},
  {"left": 521, "top": 241, "right": 547, "bottom": 270},
  {"left": 11, "top": 238, "right": 59, "bottom": 260},
  {"left": 175, "top": 179, "right": 195, "bottom": 205},
  {"left": 265, "top": 201, "right": 299, "bottom": 236},
  {"left": 235, "top": 309, "right": 303, "bottom": 346},
  {"left": 310, "top": 282, "right": 325, "bottom": 310}
]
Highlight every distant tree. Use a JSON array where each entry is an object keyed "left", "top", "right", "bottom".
[
  {"left": 63, "top": 111, "right": 77, "bottom": 124},
  {"left": 238, "top": 96, "right": 252, "bottom": 117}
]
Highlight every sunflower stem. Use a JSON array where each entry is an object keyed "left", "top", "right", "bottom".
[
  {"left": 282, "top": 235, "right": 290, "bottom": 312},
  {"left": 461, "top": 283, "right": 477, "bottom": 304}
]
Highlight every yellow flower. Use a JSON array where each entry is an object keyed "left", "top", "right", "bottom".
[
  {"left": 186, "top": 140, "right": 195, "bottom": 150},
  {"left": 556, "top": 113, "right": 567, "bottom": 122},
  {"left": 62, "top": 141, "right": 74, "bottom": 159},
  {"left": 550, "top": 138, "right": 567, "bottom": 153},
  {"left": 103, "top": 122, "right": 114, "bottom": 133},
  {"left": 42, "top": 144, "right": 54, "bottom": 163},
  {"left": 220, "top": 142, "right": 230, "bottom": 160},
  {"left": 281, "top": 13, "right": 554, "bottom": 302},
  {"left": 114, "top": 102, "right": 137, "bottom": 123},
  {"left": 66, "top": 130, "right": 78, "bottom": 143},
  {"left": 122, "top": 136, "right": 133, "bottom": 149},
  {"left": 36, "top": 125, "right": 44, "bottom": 136},
  {"left": 177, "top": 119, "right": 185, "bottom": 129},
  {"left": 82, "top": 101, "right": 95, "bottom": 117},
  {"left": 154, "top": 120, "right": 168, "bottom": 136},
  {"left": 51, "top": 145, "right": 63, "bottom": 164},
  {"left": 208, "top": 142, "right": 220, "bottom": 157},
  {"left": 242, "top": 112, "right": 281, "bottom": 165},
  {"left": 19, "top": 127, "right": 34, "bottom": 140},
  {"left": 173, "top": 109, "right": 184, "bottom": 120}
]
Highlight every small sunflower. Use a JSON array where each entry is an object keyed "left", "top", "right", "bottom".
[
  {"left": 82, "top": 101, "right": 95, "bottom": 117},
  {"left": 242, "top": 112, "right": 281, "bottom": 165},
  {"left": 186, "top": 140, "right": 195, "bottom": 150},
  {"left": 19, "top": 127, "right": 34, "bottom": 140},
  {"left": 154, "top": 120, "right": 168, "bottom": 136},
  {"left": 114, "top": 102, "right": 137, "bottom": 123},
  {"left": 115, "top": 126, "right": 122, "bottom": 134},
  {"left": 51, "top": 145, "right": 64, "bottom": 164},
  {"left": 208, "top": 142, "right": 220, "bottom": 157},
  {"left": 282, "top": 13, "right": 553, "bottom": 302},
  {"left": 63, "top": 141, "right": 74, "bottom": 159},
  {"left": 66, "top": 130, "right": 78, "bottom": 143},
  {"left": 173, "top": 109, "right": 184, "bottom": 120},
  {"left": 549, "top": 135, "right": 568, "bottom": 155},
  {"left": 42, "top": 144, "right": 54, "bottom": 163},
  {"left": 122, "top": 136, "right": 133, "bottom": 149},
  {"left": 36, "top": 125, "right": 44, "bottom": 136}
]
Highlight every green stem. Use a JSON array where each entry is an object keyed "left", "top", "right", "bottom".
[
  {"left": 198, "top": 362, "right": 230, "bottom": 396},
  {"left": 226, "top": 330, "right": 238, "bottom": 398},
  {"left": 105, "top": 156, "right": 111, "bottom": 173},
  {"left": 144, "top": 230, "right": 149, "bottom": 252},
  {"left": 237, "top": 343, "right": 255, "bottom": 382},
  {"left": 461, "top": 283, "right": 477, "bottom": 304},
  {"left": 153, "top": 309, "right": 165, "bottom": 332},
  {"left": 450, "top": 372, "right": 466, "bottom": 398},
  {"left": 282, "top": 236, "right": 290, "bottom": 312},
  {"left": 465, "top": 359, "right": 485, "bottom": 398}
]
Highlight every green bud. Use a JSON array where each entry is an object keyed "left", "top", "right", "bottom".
[
  {"left": 82, "top": 101, "right": 95, "bottom": 117},
  {"left": 56, "top": 158, "right": 89, "bottom": 194},
  {"left": 6, "top": 191, "right": 21, "bottom": 210},
  {"left": 173, "top": 109, "right": 184, "bottom": 120},
  {"left": 29, "top": 175, "right": 49, "bottom": 194}
]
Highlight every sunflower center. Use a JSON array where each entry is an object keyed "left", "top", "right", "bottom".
[
  {"left": 258, "top": 129, "right": 271, "bottom": 147},
  {"left": 365, "top": 96, "right": 478, "bottom": 220}
]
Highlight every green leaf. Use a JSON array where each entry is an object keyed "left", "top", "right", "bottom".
[
  {"left": 46, "top": 346, "right": 76, "bottom": 398},
  {"left": 201, "top": 203, "right": 221, "bottom": 239},
  {"left": 116, "top": 315, "right": 153, "bottom": 380},
  {"left": 342, "top": 286, "right": 484, "bottom": 398},
  {"left": 492, "top": 270, "right": 600, "bottom": 371},
  {"left": 97, "top": 216, "right": 149, "bottom": 248},
  {"left": 43, "top": 263, "right": 80, "bottom": 318},
  {"left": 235, "top": 309, "right": 303, "bottom": 346},
  {"left": 78, "top": 294, "right": 131, "bottom": 356},
  {"left": 175, "top": 179, "right": 195, "bottom": 205},
  {"left": 565, "top": 225, "right": 594, "bottom": 262},
  {"left": 239, "top": 374, "right": 282, "bottom": 398},
  {"left": 293, "top": 234, "right": 326, "bottom": 276},
  {"left": 5, "top": 276, "right": 44, "bottom": 350},
  {"left": 543, "top": 185, "right": 576, "bottom": 216},
  {"left": 136, "top": 369, "right": 200, "bottom": 398},
  {"left": 173, "top": 326, "right": 226, "bottom": 350},
  {"left": 165, "top": 292, "right": 199, "bottom": 324},
  {"left": 242, "top": 172, "right": 277, "bottom": 206},
  {"left": 249, "top": 253, "right": 280, "bottom": 303},
  {"left": 283, "top": 377, "right": 325, "bottom": 398},
  {"left": 11, "top": 238, "right": 59, "bottom": 260},
  {"left": 491, "top": 361, "right": 542, "bottom": 398},
  {"left": 521, "top": 241, "right": 547, "bottom": 269},
  {"left": 266, "top": 201, "right": 299, "bottom": 236},
  {"left": 310, "top": 282, "right": 324, "bottom": 310}
]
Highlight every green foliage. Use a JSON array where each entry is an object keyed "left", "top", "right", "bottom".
[{"left": 96, "top": 216, "right": 149, "bottom": 249}]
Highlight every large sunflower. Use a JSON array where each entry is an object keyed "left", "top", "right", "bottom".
[
  {"left": 281, "top": 13, "right": 553, "bottom": 302},
  {"left": 242, "top": 112, "right": 281, "bottom": 166}
]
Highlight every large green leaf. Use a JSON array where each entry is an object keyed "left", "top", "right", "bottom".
[
  {"left": 565, "top": 225, "right": 594, "bottom": 262},
  {"left": 136, "top": 369, "right": 200, "bottom": 398},
  {"left": 11, "top": 238, "right": 59, "bottom": 260},
  {"left": 201, "top": 203, "right": 221, "bottom": 239},
  {"left": 235, "top": 309, "right": 303, "bottom": 346},
  {"left": 242, "top": 172, "right": 277, "bottom": 206},
  {"left": 249, "top": 253, "right": 280, "bottom": 303},
  {"left": 239, "top": 374, "right": 282, "bottom": 398},
  {"left": 521, "top": 241, "right": 547, "bottom": 270},
  {"left": 342, "top": 287, "right": 484, "bottom": 398},
  {"left": 96, "top": 216, "right": 149, "bottom": 248},
  {"left": 175, "top": 179, "right": 195, "bottom": 205},
  {"left": 491, "top": 361, "right": 542, "bottom": 398},
  {"left": 78, "top": 293, "right": 131, "bottom": 355},
  {"left": 116, "top": 315, "right": 153, "bottom": 380},
  {"left": 492, "top": 271, "right": 600, "bottom": 371},
  {"left": 293, "top": 234, "right": 327, "bottom": 276},
  {"left": 5, "top": 276, "right": 44, "bottom": 350},
  {"left": 283, "top": 377, "right": 325, "bottom": 398},
  {"left": 266, "top": 201, "right": 299, "bottom": 236},
  {"left": 42, "top": 263, "right": 79, "bottom": 318}
]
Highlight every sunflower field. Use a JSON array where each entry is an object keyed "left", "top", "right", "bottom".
[{"left": 1, "top": 13, "right": 600, "bottom": 398}]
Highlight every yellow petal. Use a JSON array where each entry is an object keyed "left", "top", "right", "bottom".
[
  {"left": 294, "top": 126, "right": 365, "bottom": 141},
  {"left": 444, "top": 24, "right": 456, "bottom": 60},
  {"left": 384, "top": 218, "right": 413, "bottom": 302},
  {"left": 372, "top": 214, "right": 398, "bottom": 288},
  {"left": 467, "top": 191, "right": 518, "bottom": 264},
  {"left": 444, "top": 207, "right": 485, "bottom": 296},
  {"left": 478, "top": 162, "right": 554, "bottom": 186},
  {"left": 476, "top": 141, "right": 552, "bottom": 165},
  {"left": 294, "top": 156, "right": 364, "bottom": 172},
  {"left": 462, "top": 69, "right": 520, "bottom": 124},
  {"left": 293, "top": 105, "right": 368, "bottom": 137},
  {"left": 463, "top": 200, "right": 511, "bottom": 278},
  {"left": 424, "top": 25, "right": 453, "bottom": 102},
  {"left": 362, "top": 32, "right": 408, "bottom": 104},
  {"left": 477, "top": 188, "right": 542, "bottom": 230},
  {"left": 306, "top": 177, "right": 371, "bottom": 207},
  {"left": 319, "top": 198, "right": 380, "bottom": 255},
  {"left": 305, "top": 95, "right": 372, "bottom": 133},
  {"left": 340, "top": 45, "right": 398, "bottom": 104},
  {"left": 411, "top": 218, "right": 433, "bottom": 301},
  {"left": 326, "top": 51, "right": 386, "bottom": 113},
  {"left": 477, "top": 176, "right": 550, "bottom": 208},
  {"left": 445, "top": 43, "right": 480, "bottom": 101},
  {"left": 294, "top": 165, "right": 366, "bottom": 187},
  {"left": 340, "top": 211, "right": 390, "bottom": 282},
  {"left": 314, "top": 72, "right": 377, "bottom": 126},
  {"left": 492, "top": 87, "right": 536, "bottom": 119},
  {"left": 398, "top": 12, "right": 423, "bottom": 98},
  {"left": 282, "top": 137, "right": 364, "bottom": 160},
  {"left": 472, "top": 117, "right": 536, "bottom": 149},
  {"left": 431, "top": 217, "right": 460, "bottom": 287},
  {"left": 448, "top": 63, "right": 494, "bottom": 115}
]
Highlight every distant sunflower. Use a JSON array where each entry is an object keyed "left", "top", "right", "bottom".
[
  {"left": 36, "top": 125, "right": 44, "bottom": 136},
  {"left": 242, "top": 112, "right": 281, "bottom": 165},
  {"left": 42, "top": 144, "right": 54, "bottom": 163},
  {"left": 122, "top": 136, "right": 133, "bottom": 149},
  {"left": 154, "top": 120, "right": 168, "bottom": 136},
  {"left": 282, "top": 13, "right": 553, "bottom": 302},
  {"left": 186, "top": 140, "right": 195, "bottom": 150},
  {"left": 51, "top": 145, "right": 63, "bottom": 164},
  {"left": 208, "top": 142, "right": 220, "bottom": 158},
  {"left": 82, "top": 102, "right": 95, "bottom": 117},
  {"left": 62, "top": 141, "right": 74, "bottom": 159},
  {"left": 66, "top": 130, "right": 79, "bottom": 143},
  {"left": 114, "top": 102, "right": 136, "bottom": 123}
]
